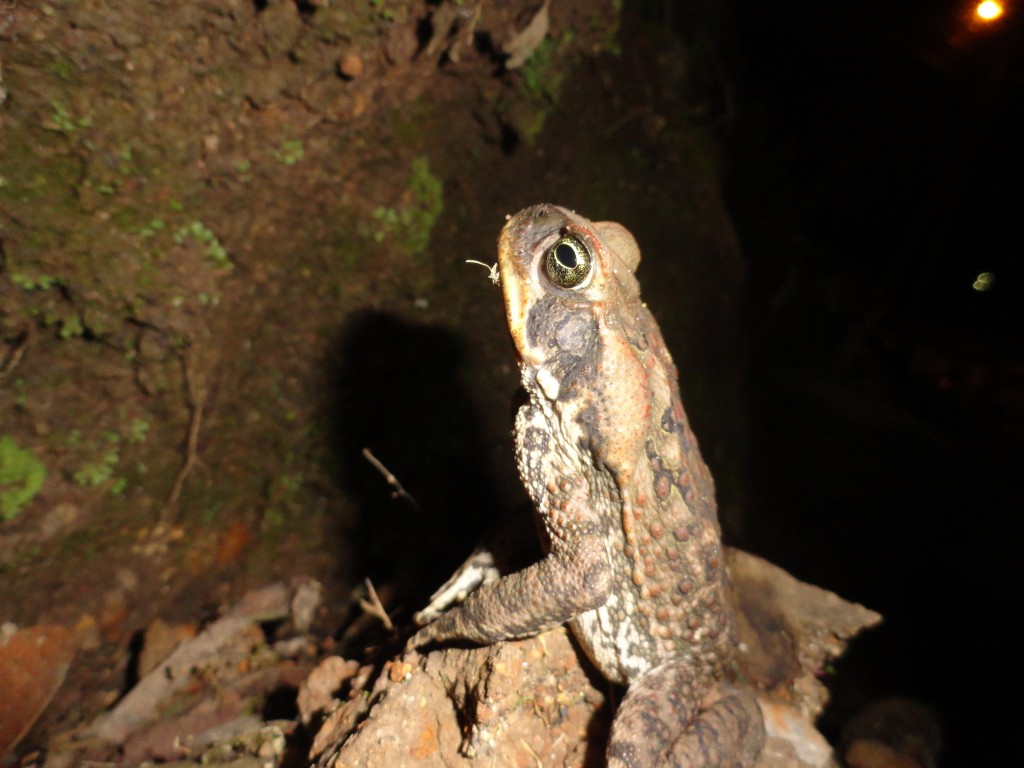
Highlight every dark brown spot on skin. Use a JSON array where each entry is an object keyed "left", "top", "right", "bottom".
[
  {"left": 678, "top": 579, "right": 694, "bottom": 594},
  {"left": 674, "top": 527, "right": 690, "bottom": 542},
  {"left": 660, "top": 406, "right": 680, "bottom": 433},
  {"left": 524, "top": 295, "right": 600, "bottom": 392}
]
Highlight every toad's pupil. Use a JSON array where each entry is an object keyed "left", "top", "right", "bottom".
[{"left": 555, "top": 242, "right": 579, "bottom": 268}]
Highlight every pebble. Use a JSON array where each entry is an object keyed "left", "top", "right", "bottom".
[{"left": 338, "top": 53, "right": 364, "bottom": 80}]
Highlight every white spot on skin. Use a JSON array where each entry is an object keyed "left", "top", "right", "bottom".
[
  {"left": 536, "top": 366, "right": 560, "bottom": 400},
  {"left": 574, "top": 590, "right": 650, "bottom": 685}
]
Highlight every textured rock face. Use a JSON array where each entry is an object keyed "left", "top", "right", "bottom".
[{"left": 313, "top": 549, "right": 881, "bottom": 768}]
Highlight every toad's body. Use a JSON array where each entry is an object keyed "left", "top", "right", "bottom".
[{"left": 412, "top": 205, "right": 764, "bottom": 767}]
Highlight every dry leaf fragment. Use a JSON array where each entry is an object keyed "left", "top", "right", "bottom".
[{"left": 504, "top": 0, "right": 551, "bottom": 70}]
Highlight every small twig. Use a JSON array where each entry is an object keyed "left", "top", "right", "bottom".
[
  {"left": 362, "top": 447, "right": 421, "bottom": 513},
  {"left": 602, "top": 104, "right": 652, "bottom": 137},
  {"left": 465, "top": 259, "right": 500, "bottom": 285},
  {"left": 161, "top": 348, "right": 206, "bottom": 521},
  {"left": 0, "top": 325, "right": 32, "bottom": 381},
  {"left": 358, "top": 577, "right": 394, "bottom": 631},
  {"left": 521, "top": 739, "right": 544, "bottom": 768}
]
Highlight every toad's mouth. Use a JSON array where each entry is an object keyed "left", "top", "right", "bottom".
[{"left": 501, "top": 277, "right": 526, "bottom": 348}]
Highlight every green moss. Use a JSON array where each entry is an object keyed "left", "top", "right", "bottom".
[
  {"left": 44, "top": 99, "right": 92, "bottom": 133},
  {"left": 139, "top": 218, "right": 165, "bottom": 238},
  {"left": 508, "top": 32, "right": 579, "bottom": 145},
  {"left": 127, "top": 418, "right": 151, "bottom": 444},
  {"left": 72, "top": 431, "right": 120, "bottom": 489},
  {"left": 72, "top": 450, "right": 119, "bottom": 487},
  {"left": 274, "top": 139, "right": 305, "bottom": 166},
  {"left": 263, "top": 470, "right": 306, "bottom": 529},
  {"left": 48, "top": 99, "right": 77, "bottom": 132},
  {"left": 369, "top": 0, "right": 395, "bottom": 22},
  {"left": 519, "top": 27, "right": 580, "bottom": 101},
  {"left": 367, "top": 156, "right": 444, "bottom": 256},
  {"left": 173, "top": 221, "right": 232, "bottom": 270},
  {"left": 11, "top": 379, "right": 27, "bottom": 408},
  {"left": 58, "top": 314, "right": 85, "bottom": 339},
  {"left": 0, "top": 436, "right": 47, "bottom": 521},
  {"left": 10, "top": 273, "right": 60, "bottom": 291},
  {"left": 53, "top": 58, "right": 73, "bottom": 81},
  {"left": 519, "top": 39, "right": 561, "bottom": 102}
]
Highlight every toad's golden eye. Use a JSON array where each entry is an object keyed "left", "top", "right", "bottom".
[{"left": 545, "top": 236, "right": 593, "bottom": 289}]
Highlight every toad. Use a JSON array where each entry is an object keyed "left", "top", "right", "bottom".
[{"left": 411, "top": 205, "right": 765, "bottom": 767}]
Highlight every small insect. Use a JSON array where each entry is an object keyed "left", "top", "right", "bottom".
[{"left": 465, "top": 259, "right": 500, "bottom": 285}]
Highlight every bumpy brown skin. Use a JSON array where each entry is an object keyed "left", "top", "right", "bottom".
[{"left": 411, "top": 205, "right": 765, "bottom": 767}]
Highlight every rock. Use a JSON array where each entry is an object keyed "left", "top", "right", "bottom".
[
  {"left": 290, "top": 576, "right": 324, "bottom": 634},
  {"left": 841, "top": 697, "right": 941, "bottom": 768},
  {"left": 338, "top": 53, "right": 364, "bottom": 80},
  {"left": 310, "top": 549, "right": 881, "bottom": 767},
  {"left": 297, "top": 656, "right": 361, "bottom": 725},
  {"left": 138, "top": 618, "right": 198, "bottom": 678},
  {"left": 312, "top": 627, "right": 605, "bottom": 768}
]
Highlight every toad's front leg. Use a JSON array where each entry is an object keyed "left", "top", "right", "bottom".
[{"left": 408, "top": 519, "right": 612, "bottom": 648}]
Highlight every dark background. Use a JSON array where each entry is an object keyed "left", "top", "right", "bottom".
[{"left": 727, "top": 0, "right": 1022, "bottom": 763}]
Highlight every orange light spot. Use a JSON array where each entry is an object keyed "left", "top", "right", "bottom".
[{"left": 974, "top": 0, "right": 1004, "bottom": 22}]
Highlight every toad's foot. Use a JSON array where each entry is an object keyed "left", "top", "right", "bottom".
[
  {"left": 412, "top": 547, "right": 499, "bottom": 626},
  {"left": 607, "top": 660, "right": 765, "bottom": 768}
]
